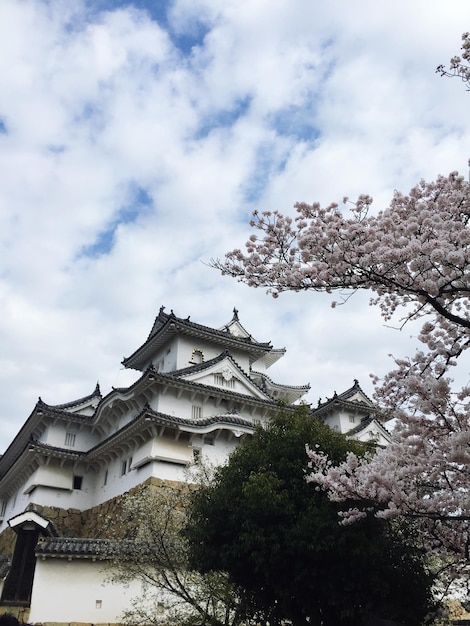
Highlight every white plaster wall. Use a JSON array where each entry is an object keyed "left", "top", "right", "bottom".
[
  {"left": 200, "top": 437, "right": 239, "bottom": 465},
  {"left": 42, "top": 421, "right": 100, "bottom": 451},
  {"left": 0, "top": 487, "right": 30, "bottom": 533},
  {"left": 29, "top": 559, "right": 144, "bottom": 624},
  {"left": 133, "top": 437, "right": 193, "bottom": 468},
  {"left": 170, "top": 335, "right": 251, "bottom": 373},
  {"left": 24, "top": 465, "right": 73, "bottom": 493},
  {"left": 321, "top": 413, "right": 341, "bottom": 432},
  {"left": 157, "top": 393, "right": 196, "bottom": 418}
]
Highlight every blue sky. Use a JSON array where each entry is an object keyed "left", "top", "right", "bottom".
[{"left": 0, "top": 0, "right": 469, "bottom": 450}]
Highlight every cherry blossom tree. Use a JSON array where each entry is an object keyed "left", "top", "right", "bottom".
[
  {"left": 106, "top": 479, "right": 246, "bottom": 626},
  {"left": 437, "top": 32, "right": 470, "bottom": 89},
  {"left": 213, "top": 169, "right": 470, "bottom": 586}
]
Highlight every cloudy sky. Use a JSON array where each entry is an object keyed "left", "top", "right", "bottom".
[{"left": 0, "top": 0, "right": 469, "bottom": 451}]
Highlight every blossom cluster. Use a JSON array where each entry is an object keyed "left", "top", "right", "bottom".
[
  {"left": 437, "top": 32, "right": 470, "bottom": 88},
  {"left": 217, "top": 169, "right": 470, "bottom": 582}
]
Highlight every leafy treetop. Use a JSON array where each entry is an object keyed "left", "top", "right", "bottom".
[{"left": 185, "top": 408, "right": 436, "bottom": 626}]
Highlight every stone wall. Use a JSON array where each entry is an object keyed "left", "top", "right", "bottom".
[{"left": 0, "top": 477, "right": 190, "bottom": 557}]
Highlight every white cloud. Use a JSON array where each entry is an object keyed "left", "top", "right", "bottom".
[{"left": 0, "top": 0, "right": 469, "bottom": 450}]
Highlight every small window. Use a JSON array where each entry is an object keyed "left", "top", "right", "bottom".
[
  {"left": 191, "top": 405, "right": 202, "bottom": 420},
  {"left": 0, "top": 500, "right": 7, "bottom": 517},
  {"left": 121, "top": 457, "right": 133, "bottom": 476},
  {"left": 73, "top": 475, "right": 83, "bottom": 490},
  {"left": 193, "top": 448, "right": 201, "bottom": 464},
  {"left": 103, "top": 469, "right": 108, "bottom": 486},
  {"left": 349, "top": 415, "right": 355, "bottom": 423},
  {"left": 191, "top": 349, "right": 204, "bottom": 364},
  {"left": 65, "top": 432, "right": 76, "bottom": 447}
]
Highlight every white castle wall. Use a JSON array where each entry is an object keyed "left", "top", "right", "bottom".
[{"left": 29, "top": 559, "right": 144, "bottom": 624}]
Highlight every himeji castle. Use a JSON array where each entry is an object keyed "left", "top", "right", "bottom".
[{"left": 0, "top": 307, "right": 390, "bottom": 624}]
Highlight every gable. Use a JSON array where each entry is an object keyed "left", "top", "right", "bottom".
[
  {"left": 180, "top": 357, "right": 270, "bottom": 401},
  {"left": 345, "top": 389, "right": 373, "bottom": 406}
]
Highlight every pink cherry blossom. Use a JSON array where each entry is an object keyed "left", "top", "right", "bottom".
[
  {"left": 437, "top": 32, "right": 470, "bottom": 89},
  {"left": 215, "top": 168, "right": 470, "bottom": 587}
]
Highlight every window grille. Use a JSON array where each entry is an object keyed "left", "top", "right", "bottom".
[
  {"left": 214, "top": 374, "right": 235, "bottom": 388},
  {"left": 191, "top": 405, "right": 202, "bottom": 419},
  {"left": 65, "top": 432, "right": 76, "bottom": 447}
]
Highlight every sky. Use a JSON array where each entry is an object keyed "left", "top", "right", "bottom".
[{"left": 0, "top": 0, "right": 469, "bottom": 452}]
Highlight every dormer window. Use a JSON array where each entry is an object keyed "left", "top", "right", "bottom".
[{"left": 191, "top": 349, "right": 204, "bottom": 364}]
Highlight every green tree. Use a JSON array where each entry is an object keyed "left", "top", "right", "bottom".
[{"left": 185, "top": 407, "right": 437, "bottom": 626}]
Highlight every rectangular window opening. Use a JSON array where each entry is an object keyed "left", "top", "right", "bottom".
[
  {"left": 65, "top": 432, "right": 76, "bottom": 447},
  {"left": 191, "top": 405, "right": 202, "bottom": 420}
]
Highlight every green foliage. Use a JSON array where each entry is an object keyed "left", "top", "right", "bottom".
[{"left": 185, "top": 406, "right": 437, "bottom": 626}]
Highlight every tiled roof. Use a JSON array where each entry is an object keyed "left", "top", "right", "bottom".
[
  {"left": 123, "top": 307, "right": 273, "bottom": 370},
  {"left": 335, "top": 379, "right": 373, "bottom": 404},
  {"left": 84, "top": 404, "right": 256, "bottom": 460},
  {"left": 148, "top": 307, "right": 272, "bottom": 348},
  {"left": 171, "top": 349, "right": 234, "bottom": 377},
  {"left": 314, "top": 379, "right": 373, "bottom": 415},
  {"left": 46, "top": 382, "right": 102, "bottom": 410},
  {"left": 171, "top": 350, "right": 277, "bottom": 398},
  {"left": 346, "top": 416, "right": 374, "bottom": 436},
  {"left": 144, "top": 367, "right": 277, "bottom": 405},
  {"left": 28, "top": 439, "right": 86, "bottom": 459},
  {"left": 36, "top": 537, "right": 112, "bottom": 559},
  {"left": 36, "top": 400, "right": 94, "bottom": 422},
  {"left": 251, "top": 370, "right": 310, "bottom": 394},
  {"left": 346, "top": 416, "right": 391, "bottom": 439},
  {"left": 141, "top": 404, "right": 254, "bottom": 430}
]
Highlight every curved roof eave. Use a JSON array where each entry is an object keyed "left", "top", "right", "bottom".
[
  {"left": 46, "top": 383, "right": 102, "bottom": 411},
  {"left": 95, "top": 362, "right": 282, "bottom": 423},
  {"left": 251, "top": 370, "right": 310, "bottom": 393},
  {"left": 346, "top": 417, "right": 392, "bottom": 443},
  {"left": 122, "top": 309, "right": 273, "bottom": 371},
  {"left": 85, "top": 407, "right": 255, "bottom": 461}
]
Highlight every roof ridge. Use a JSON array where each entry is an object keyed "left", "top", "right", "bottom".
[
  {"left": 147, "top": 307, "right": 272, "bottom": 348},
  {"left": 41, "top": 383, "right": 102, "bottom": 410}
]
